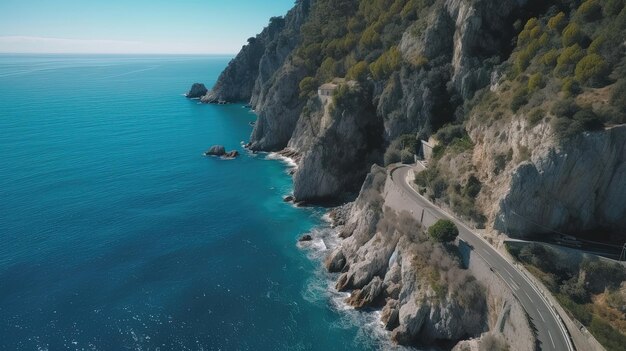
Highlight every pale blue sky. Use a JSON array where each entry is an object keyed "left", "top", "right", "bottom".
[{"left": 0, "top": 0, "right": 296, "bottom": 54}]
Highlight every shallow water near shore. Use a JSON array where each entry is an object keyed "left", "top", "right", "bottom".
[{"left": 0, "top": 54, "right": 414, "bottom": 350}]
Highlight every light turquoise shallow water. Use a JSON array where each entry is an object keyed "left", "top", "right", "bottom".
[{"left": 0, "top": 55, "right": 396, "bottom": 350}]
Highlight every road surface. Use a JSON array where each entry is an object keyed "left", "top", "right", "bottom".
[{"left": 391, "top": 165, "right": 573, "bottom": 351}]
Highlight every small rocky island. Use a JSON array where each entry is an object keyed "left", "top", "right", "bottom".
[
  {"left": 204, "top": 145, "right": 239, "bottom": 159},
  {"left": 185, "top": 83, "right": 208, "bottom": 99}
]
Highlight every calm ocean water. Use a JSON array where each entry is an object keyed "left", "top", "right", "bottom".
[{"left": 0, "top": 55, "right": 394, "bottom": 350}]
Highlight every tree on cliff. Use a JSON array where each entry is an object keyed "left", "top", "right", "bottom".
[{"left": 428, "top": 219, "right": 459, "bottom": 243}]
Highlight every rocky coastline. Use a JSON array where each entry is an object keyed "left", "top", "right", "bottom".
[{"left": 188, "top": 0, "right": 626, "bottom": 349}]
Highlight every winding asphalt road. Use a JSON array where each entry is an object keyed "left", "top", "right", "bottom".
[{"left": 391, "top": 165, "right": 573, "bottom": 351}]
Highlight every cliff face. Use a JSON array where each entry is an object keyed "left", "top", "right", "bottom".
[
  {"left": 203, "top": 0, "right": 313, "bottom": 105},
  {"left": 492, "top": 124, "right": 626, "bottom": 237},
  {"left": 201, "top": 0, "right": 534, "bottom": 203},
  {"left": 292, "top": 85, "right": 384, "bottom": 202},
  {"left": 323, "top": 166, "right": 533, "bottom": 349},
  {"left": 197, "top": 0, "right": 626, "bottom": 234}
]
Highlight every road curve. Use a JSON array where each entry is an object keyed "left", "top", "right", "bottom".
[{"left": 391, "top": 165, "right": 573, "bottom": 351}]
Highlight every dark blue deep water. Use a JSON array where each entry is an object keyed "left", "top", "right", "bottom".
[{"left": 0, "top": 55, "right": 388, "bottom": 350}]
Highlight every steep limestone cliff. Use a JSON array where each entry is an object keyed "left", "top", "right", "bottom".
[{"left": 323, "top": 165, "right": 533, "bottom": 349}]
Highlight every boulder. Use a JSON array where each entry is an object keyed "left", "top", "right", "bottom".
[
  {"left": 298, "top": 234, "right": 313, "bottom": 242},
  {"left": 205, "top": 145, "right": 226, "bottom": 156},
  {"left": 345, "top": 276, "right": 384, "bottom": 309},
  {"left": 381, "top": 300, "right": 400, "bottom": 330},
  {"left": 186, "top": 83, "right": 208, "bottom": 99},
  {"left": 223, "top": 150, "right": 240, "bottom": 158},
  {"left": 324, "top": 249, "right": 346, "bottom": 273},
  {"left": 283, "top": 195, "right": 295, "bottom": 203}
]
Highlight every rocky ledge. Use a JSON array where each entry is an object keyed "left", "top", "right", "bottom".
[{"left": 204, "top": 145, "right": 239, "bottom": 159}]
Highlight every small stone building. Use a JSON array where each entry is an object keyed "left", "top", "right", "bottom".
[{"left": 318, "top": 83, "right": 338, "bottom": 97}]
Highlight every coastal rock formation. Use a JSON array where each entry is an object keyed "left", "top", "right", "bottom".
[
  {"left": 202, "top": 0, "right": 312, "bottom": 106},
  {"left": 204, "top": 146, "right": 240, "bottom": 158},
  {"left": 205, "top": 145, "right": 226, "bottom": 156},
  {"left": 326, "top": 166, "right": 490, "bottom": 346},
  {"left": 186, "top": 83, "right": 208, "bottom": 99},
  {"left": 223, "top": 150, "right": 239, "bottom": 158},
  {"left": 478, "top": 120, "right": 626, "bottom": 238},
  {"left": 291, "top": 84, "right": 384, "bottom": 202},
  {"left": 298, "top": 234, "right": 313, "bottom": 242},
  {"left": 325, "top": 165, "right": 534, "bottom": 349}
]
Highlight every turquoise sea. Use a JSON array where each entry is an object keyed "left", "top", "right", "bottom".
[{"left": 0, "top": 55, "right": 391, "bottom": 350}]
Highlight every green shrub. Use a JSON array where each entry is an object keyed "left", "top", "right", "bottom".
[
  {"left": 434, "top": 124, "right": 466, "bottom": 144},
  {"left": 428, "top": 219, "right": 459, "bottom": 243},
  {"left": 548, "top": 12, "right": 567, "bottom": 31},
  {"left": 528, "top": 73, "right": 544, "bottom": 91},
  {"left": 464, "top": 175, "right": 482, "bottom": 198},
  {"left": 384, "top": 147, "right": 401, "bottom": 166},
  {"left": 555, "top": 44, "right": 584, "bottom": 76},
  {"left": 575, "top": 54, "right": 610, "bottom": 86},
  {"left": 552, "top": 109, "right": 604, "bottom": 139},
  {"left": 588, "top": 316, "right": 626, "bottom": 351},
  {"left": 562, "top": 23, "right": 584, "bottom": 46},
  {"left": 369, "top": 46, "right": 402, "bottom": 80},
  {"left": 510, "top": 87, "right": 528, "bottom": 112},
  {"left": 588, "top": 35, "right": 606, "bottom": 54},
  {"left": 346, "top": 61, "right": 369, "bottom": 81},
  {"left": 551, "top": 98, "right": 580, "bottom": 118},
  {"left": 299, "top": 77, "right": 318, "bottom": 98},
  {"left": 577, "top": 0, "right": 603, "bottom": 22},
  {"left": 514, "top": 40, "right": 541, "bottom": 73},
  {"left": 540, "top": 49, "right": 559, "bottom": 66},
  {"left": 528, "top": 109, "right": 545, "bottom": 126},
  {"left": 604, "top": 0, "right": 625, "bottom": 16},
  {"left": 400, "top": 149, "right": 414, "bottom": 164},
  {"left": 561, "top": 77, "right": 581, "bottom": 96}
]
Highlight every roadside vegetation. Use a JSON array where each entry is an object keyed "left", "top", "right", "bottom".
[
  {"left": 428, "top": 219, "right": 459, "bottom": 243},
  {"left": 412, "top": 124, "right": 486, "bottom": 227},
  {"left": 506, "top": 242, "right": 626, "bottom": 351}
]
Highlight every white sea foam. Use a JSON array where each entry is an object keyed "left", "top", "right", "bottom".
[
  {"left": 297, "top": 224, "right": 418, "bottom": 351},
  {"left": 266, "top": 152, "right": 298, "bottom": 169}
]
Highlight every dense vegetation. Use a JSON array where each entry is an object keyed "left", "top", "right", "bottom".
[
  {"left": 507, "top": 243, "right": 626, "bottom": 351},
  {"left": 472, "top": 0, "right": 626, "bottom": 140}
]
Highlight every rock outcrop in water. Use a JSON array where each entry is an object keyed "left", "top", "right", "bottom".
[
  {"left": 186, "top": 83, "right": 208, "bottom": 99},
  {"left": 190, "top": 0, "right": 626, "bottom": 347}
]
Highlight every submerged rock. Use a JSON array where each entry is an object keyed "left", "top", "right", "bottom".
[
  {"left": 204, "top": 145, "right": 226, "bottom": 156},
  {"left": 186, "top": 83, "right": 208, "bottom": 99}
]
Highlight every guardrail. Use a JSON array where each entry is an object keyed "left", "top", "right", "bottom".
[{"left": 388, "top": 165, "right": 577, "bottom": 351}]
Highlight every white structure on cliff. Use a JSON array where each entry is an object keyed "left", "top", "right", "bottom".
[{"left": 318, "top": 83, "right": 337, "bottom": 99}]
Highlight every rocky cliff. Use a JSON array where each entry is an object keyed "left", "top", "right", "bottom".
[
  {"left": 198, "top": 0, "right": 553, "bottom": 204},
  {"left": 322, "top": 165, "right": 534, "bottom": 349},
  {"left": 190, "top": 0, "right": 626, "bottom": 347}
]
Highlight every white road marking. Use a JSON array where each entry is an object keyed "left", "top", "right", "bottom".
[
  {"left": 538, "top": 310, "right": 546, "bottom": 322},
  {"left": 506, "top": 270, "right": 514, "bottom": 279},
  {"left": 548, "top": 330, "right": 556, "bottom": 348},
  {"left": 524, "top": 290, "right": 535, "bottom": 303},
  {"left": 393, "top": 166, "right": 574, "bottom": 351}
]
